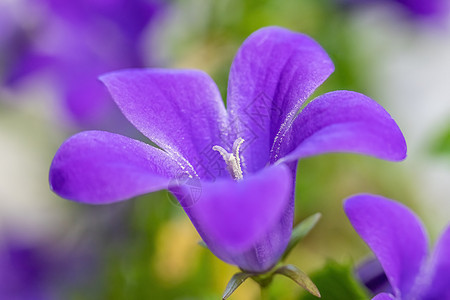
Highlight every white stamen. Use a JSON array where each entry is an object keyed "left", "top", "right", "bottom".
[{"left": 212, "top": 138, "right": 245, "bottom": 180}]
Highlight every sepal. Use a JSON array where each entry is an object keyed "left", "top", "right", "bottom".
[
  {"left": 299, "top": 260, "right": 370, "bottom": 300},
  {"left": 222, "top": 272, "right": 253, "bottom": 300},
  {"left": 282, "top": 213, "right": 322, "bottom": 260},
  {"left": 222, "top": 264, "right": 321, "bottom": 299},
  {"left": 274, "top": 264, "right": 321, "bottom": 298}
]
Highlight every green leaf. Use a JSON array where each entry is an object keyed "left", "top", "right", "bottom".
[
  {"left": 222, "top": 272, "right": 253, "bottom": 300},
  {"left": 431, "top": 124, "right": 450, "bottom": 156},
  {"left": 274, "top": 264, "right": 321, "bottom": 298},
  {"left": 282, "top": 213, "right": 322, "bottom": 260},
  {"left": 298, "top": 260, "right": 370, "bottom": 300}
]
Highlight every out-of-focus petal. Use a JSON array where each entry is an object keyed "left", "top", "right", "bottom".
[
  {"left": 183, "top": 164, "right": 292, "bottom": 272},
  {"left": 226, "top": 26, "right": 334, "bottom": 173},
  {"left": 100, "top": 69, "right": 229, "bottom": 180},
  {"left": 344, "top": 194, "right": 428, "bottom": 298},
  {"left": 372, "top": 293, "right": 395, "bottom": 300},
  {"left": 49, "top": 131, "right": 180, "bottom": 204},
  {"left": 395, "top": 0, "right": 449, "bottom": 20},
  {"left": 356, "top": 257, "right": 392, "bottom": 296},
  {"left": 3, "top": 52, "right": 54, "bottom": 87},
  {"left": 39, "top": 0, "right": 162, "bottom": 40},
  {"left": 422, "top": 224, "right": 450, "bottom": 300},
  {"left": 279, "top": 91, "right": 406, "bottom": 163}
]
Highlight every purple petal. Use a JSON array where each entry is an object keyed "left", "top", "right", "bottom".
[
  {"left": 62, "top": 71, "right": 110, "bottom": 126},
  {"left": 3, "top": 52, "right": 54, "bottom": 87},
  {"left": 49, "top": 131, "right": 180, "bottom": 204},
  {"left": 372, "top": 293, "right": 395, "bottom": 300},
  {"left": 356, "top": 257, "right": 393, "bottom": 296},
  {"left": 422, "top": 224, "right": 450, "bottom": 299},
  {"left": 40, "top": 0, "right": 163, "bottom": 41},
  {"left": 337, "top": 0, "right": 449, "bottom": 22},
  {"left": 279, "top": 91, "right": 406, "bottom": 163},
  {"left": 100, "top": 69, "right": 229, "bottom": 180},
  {"left": 344, "top": 194, "right": 428, "bottom": 298},
  {"left": 227, "top": 26, "right": 334, "bottom": 173},
  {"left": 183, "top": 164, "right": 292, "bottom": 272},
  {"left": 394, "top": 0, "right": 449, "bottom": 19}
]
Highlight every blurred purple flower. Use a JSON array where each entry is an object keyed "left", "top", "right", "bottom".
[
  {"left": 394, "top": 0, "right": 449, "bottom": 18},
  {"left": 0, "top": 235, "right": 97, "bottom": 300},
  {"left": 345, "top": 194, "right": 450, "bottom": 299},
  {"left": 1, "top": 0, "right": 165, "bottom": 130},
  {"left": 338, "top": 0, "right": 449, "bottom": 21},
  {"left": 0, "top": 239, "right": 53, "bottom": 299},
  {"left": 49, "top": 27, "right": 406, "bottom": 273}
]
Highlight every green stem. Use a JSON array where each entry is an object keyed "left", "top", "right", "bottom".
[
  {"left": 250, "top": 270, "right": 275, "bottom": 299},
  {"left": 260, "top": 285, "right": 271, "bottom": 300}
]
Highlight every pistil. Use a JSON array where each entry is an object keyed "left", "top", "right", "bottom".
[{"left": 212, "top": 138, "right": 245, "bottom": 180}]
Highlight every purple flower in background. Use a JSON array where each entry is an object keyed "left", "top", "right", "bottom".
[
  {"left": 1, "top": 0, "right": 165, "bottom": 130},
  {"left": 394, "top": 0, "right": 449, "bottom": 18},
  {"left": 0, "top": 5, "right": 43, "bottom": 90},
  {"left": 0, "top": 234, "right": 97, "bottom": 300},
  {"left": 49, "top": 27, "right": 406, "bottom": 273},
  {"left": 0, "top": 239, "right": 55, "bottom": 299},
  {"left": 345, "top": 194, "right": 450, "bottom": 299},
  {"left": 338, "top": 0, "right": 449, "bottom": 21}
]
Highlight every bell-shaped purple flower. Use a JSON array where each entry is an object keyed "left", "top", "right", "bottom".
[
  {"left": 345, "top": 194, "right": 450, "bottom": 299},
  {"left": 49, "top": 27, "right": 406, "bottom": 273}
]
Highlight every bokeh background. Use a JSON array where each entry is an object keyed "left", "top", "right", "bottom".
[{"left": 1, "top": 0, "right": 449, "bottom": 299}]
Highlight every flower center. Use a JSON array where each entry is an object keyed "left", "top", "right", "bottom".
[{"left": 212, "top": 138, "right": 245, "bottom": 180}]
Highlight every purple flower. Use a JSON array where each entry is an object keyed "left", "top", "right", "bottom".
[
  {"left": 49, "top": 27, "right": 406, "bottom": 273},
  {"left": 0, "top": 234, "right": 97, "bottom": 299},
  {"left": 356, "top": 257, "right": 392, "bottom": 295},
  {"left": 2, "top": 0, "right": 165, "bottom": 130},
  {"left": 345, "top": 194, "right": 450, "bottom": 299},
  {"left": 0, "top": 238, "right": 54, "bottom": 299},
  {"left": 394, "top": 0, "right": 449, "bottom": 18},
  {"left": 0, "top": 4, "right": 44, "bottom": 88},
  {"left": 338, "top": 0, "right": 449, "bottom": 21}
]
